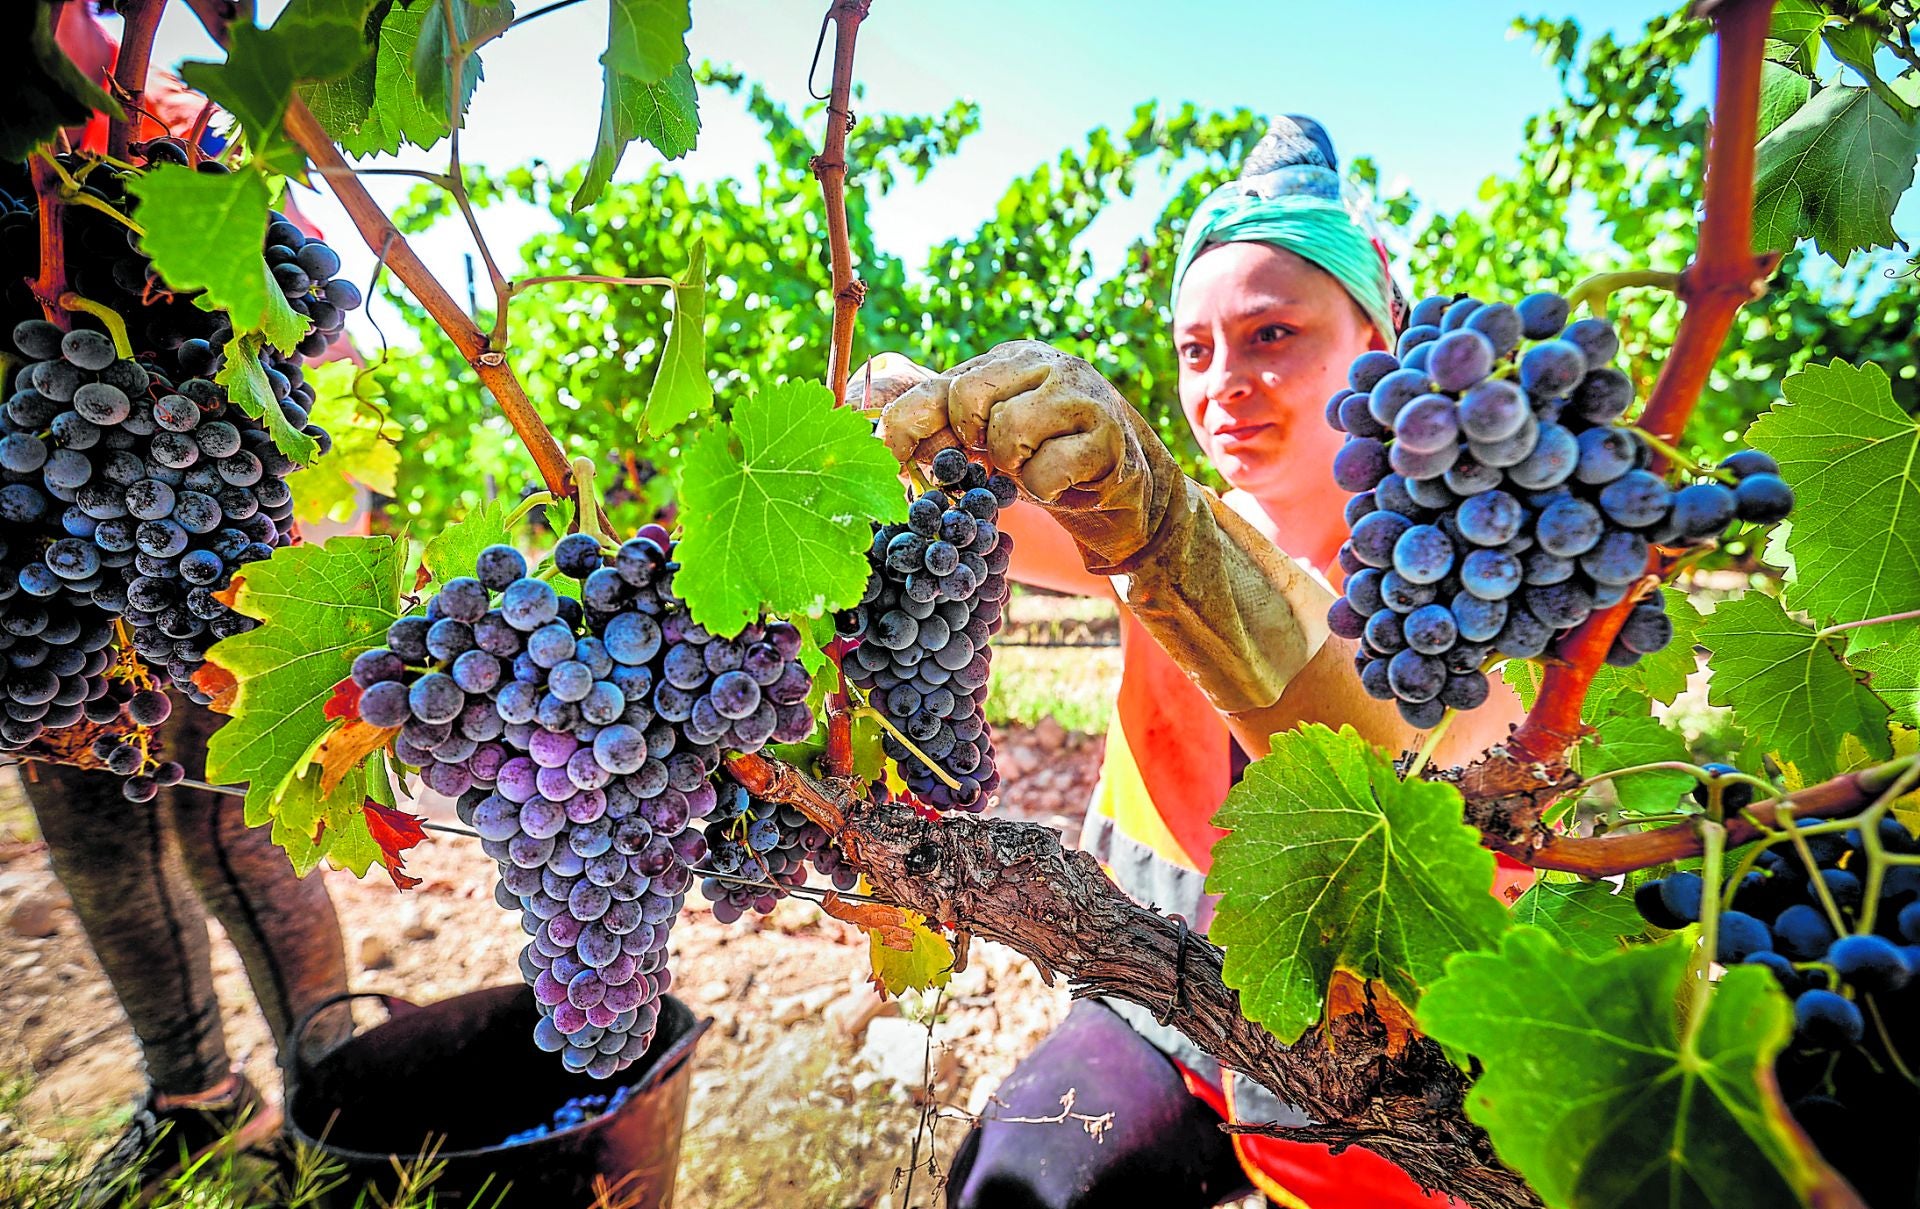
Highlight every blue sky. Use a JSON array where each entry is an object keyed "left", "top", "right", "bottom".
[{"left": 133, "top": 1, "right": 1897, "bottom": 346}]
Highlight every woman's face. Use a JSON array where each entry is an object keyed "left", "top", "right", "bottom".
[{"left": 1174, "top": 241, "right": 1380, "bottom": 499}]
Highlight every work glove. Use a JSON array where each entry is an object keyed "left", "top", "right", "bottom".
[{"left": 859, "top": 341, "right": 1333, "bottom": 715}]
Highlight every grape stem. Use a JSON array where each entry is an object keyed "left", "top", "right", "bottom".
[
  {"left": 1688, "top": 819, "right": 1725, "bottom": 1024},
  {"left": 1564, "top": 269, "right": 1680, "bottom": 317},
  {"left": 1624, "top": 425, "right": 1711, "bottom": 477},
  {"left": 1406, "top": 709, "right": 1455, "bottom": 778},
  {"left": 58, "top": 294, "right": 136, "bottom": 360},
  {"left": 27, "top": 156, "right": 72, "bottom": 329},
  {"left": 851, "top": 703, "right": 962, "bottom": 792},
  {"left": 1815, "top": 608, "right": 1920, "bottom": 641}
]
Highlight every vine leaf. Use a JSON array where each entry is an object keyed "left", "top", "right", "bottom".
[
  {"left": 641, "top": 240, "right": 710, "bottom": 435},
  {"left": 5, "top": 3, "right": 121, "bottom": 158},
  {"left": 576, "top": 61, "right": 699, "bottom": 213},
  {"left": 1757, "top": 61, "right": 1812, "bottom": 141},
  {"left": 127, "top": 166, "right": 308, "bottom": 354},
  {"left": 422, "top": 494, "right": 515, "bottom": 587},
  {"left": 1509, "top": 879, "right": 1642, "bottom": 957},
  {"left": 412, "top": 0, "right": 514, "bottom": 135},
  {"left": 672, "top": 379, "right": 909, "bottom": 636},
  {"left": 1204, "top": 724, "right": 1510, "bottom": 1045},
  {"left": 1575, "top": 712, "right": 1696, "bottom": 816},
  {"left": 1748, "top": 360, "right": 1920, "bottom": 633},
  {"left": 863, "top": 898, "right": 954, "bottom": 997},
  {"left": 1419, "top": 930, "right": 1847, "bottom": 1209},
  {"left": 302, "top": 2, "right": 455, "bottom": 155},
  {"left": 603, "top": 0, "right": 693, "bottom": 83},
  {"left": 1852, "top": 623, "right": 1920, "bottom": 728},
  {"left": 179, "top": 12, "right": 369, "bottom": 177},
  {"left": 1752, "top": 80, "right": 1920, "bottom": 263},
  {"left": 363, "top": 800, "right": 427, "bottom": 892},
  {"left": 204, "top": 536, "right": 406, "bottom": 875},
  {"left": 1697, "top": 592, "right": 1890, "bottom": 785},
  {"left": 293, "top": 362, "right": 400, "bottom": 525},
  {"left": 217, "top": 332, "right": 322, "bottom": 466},
  {"left": 1763, "top": 0, "right": 1826, "bottom": 76}
]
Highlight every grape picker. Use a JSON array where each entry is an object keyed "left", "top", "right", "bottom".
[{"left": 856, "top": 116, "right": 1523, "bottom": 1209}]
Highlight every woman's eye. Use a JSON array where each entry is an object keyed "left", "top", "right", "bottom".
[
  {"left": 1178, "top": 342, "right": 1209, "bottom": 363},
  {"left": 1254, "top": 324, "right": 1292, "bottom": 344}
]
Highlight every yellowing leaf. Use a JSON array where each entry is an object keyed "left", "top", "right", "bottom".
[{"left": 858, "top": 889, "right": 954, "bottom": 998}]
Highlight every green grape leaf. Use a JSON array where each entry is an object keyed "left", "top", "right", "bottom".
[
  {"left": 641, "top": 240, "right": 711, "bottom": 435},
  {"left": 292, "top": 362, "right": 400, "bottom": 526},
  {"left": 603, "top": 0, "right": 692, "bottom": 83},
  {"left": 865, "top": 901, "right": 954, "bottom": 997},
  {"left": 127, "top": 166, "right": 309, "bottom": 351},
  {"left": 1753, "top": 80, "right": 1920, "bottom": 263},
  {"left": 1757, "top": 61, "right": 1812, "bottom": 141},
  {"left": 575, "top": 59, "right": 699, "bottom": 213},
  {"left": 672, "top": 379, "right": 908, "bottom": 636},
  {"left": 205, "top": 537, "right": 406, "bottom": 866},
  {"left": 5, "top": 3, "right": 122, "bottom": 159},
  {"left": 422, "top": 495, "right": 516, "bottom": 587},
  {"left": 1418, "top": 929, "right": 1843, "bottom": 1209},
  {"left": 1504, "top": 587, "right": 1700, "bottom": 716},
  {"left": 1204, "top": 724, "right": 1510, "bottom": 1045},
  {"left": 301, "top": 3, "right": 451, "bottom": 155},
  {"left": 1764, "top": 0, "right": 1826, "bottom": 75},
  {"left": 1575, "top": 712, "right": 1696, "bottom": 815},
  {"left": 179, "top": 14, "right": 368, "bottom": 177},
  {"left": 1748, "top": 360, "right": 1920, "bottom": 631},
  {"left": 1698, "top": 592, "right": 1890, "bottom": 785},
  {"left": 265, "top": 753, "right": 386, "bottom": 878},
  {"left": 1509, "top": 879, "right": 1643, "bottom": 957},
  {"left": 1852, "top": 622, "right": 1920, "bottom": 728},
  {"left": 216, "top": 332, "right": 322, "bottom": 466},
  {"left": 412, "top": 0, "right": 514, "bottom": 134}
]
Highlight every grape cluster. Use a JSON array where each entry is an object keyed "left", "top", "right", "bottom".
[
  {"left": 1325, "top": 290, "right": 1795, "bottom": 727},
  {"left": 497, "top": 1082, "right": 639, "bottom": 1147},
  {"left": 1634, "top": 783, "right": 1920, "bottom": 1201},
  {"left": 357, "top": 525, "right": 819, "bottom": 1076},
  {"left": 0, "top": 145, "right": 355, "bottom": 791},
  {"left": 697, "top": 774, "right": 856, "bottom": 923},
  {"left": 837, "top": 447, "right": 1013, "bottom": 811}
]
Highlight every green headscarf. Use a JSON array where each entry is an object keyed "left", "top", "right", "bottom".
[{"left": 1169, "top": 117, "right": 1397, "bottom": 339}]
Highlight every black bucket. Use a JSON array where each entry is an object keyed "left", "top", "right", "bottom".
[{"left": 284, "top": 986, "right": 709, "bottom": 1209}]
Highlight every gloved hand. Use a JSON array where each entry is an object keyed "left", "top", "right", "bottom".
[{"left": 863, "top": 341, "right": 1334, "bottom": 715}]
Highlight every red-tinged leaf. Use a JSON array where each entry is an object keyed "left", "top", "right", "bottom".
[
  {"left": 193, "top": 661, "right": 240, "bottom": 715},
  {"left": 364, "top": 800, "right": 426, "bottom": 892},
  {"left": 413, "top": 561, "right": 434, "bottom": 592},
  {"left": 323, "top": 674, "right": 362, "bottom": 721},
  {"left": 313, "top": 717, "right": 400, "bottom": 795},
  {"left": 212, "top": 576, "right": 246, "bottom": 609}
]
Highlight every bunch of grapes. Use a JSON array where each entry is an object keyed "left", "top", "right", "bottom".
[
  {"left": 1325, "top": 290, "right": 1795, "bottom": 727},
  {"left": 697, "top": 774, "right": 855, "bottom": 923},
  {"left": 497, "top": 1083, "right": 639, "bottom": 1147},
  {"left": 358, "top": 525, "right": 820, "bottom": 1076},
  {"left": 837, "top": 447, "right": 1013, "bottom": 811},
  {"left": 0, "top": 144, "right": 356, "bottom": 792},
  {"left": 1634, "top": 780, "right": 1920, "bottom": 1202}
]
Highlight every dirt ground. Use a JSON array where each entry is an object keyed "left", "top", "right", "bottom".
[{"left": 0, "top": 719, "right": 1112, "bottom": 1209}]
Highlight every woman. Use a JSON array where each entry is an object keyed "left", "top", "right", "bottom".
[{"left": 861, "top": 116, "right": 1523, "bottom": 1208}]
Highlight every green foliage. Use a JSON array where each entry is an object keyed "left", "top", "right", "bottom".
[
  {"left": 292, "top": 362, "right": 402, "bottom": 526},
  {"left": 1205, "top": 725, "right": 1510, "bottom": 1044},
  {"left": 577, "top": 0, "right": 701, "bottom": 210},
  {"left": 1576, "top": 712, "right": 1697, "bottom": 815},
  {"left": 1753, "top": 82, "right": 1920, "bottom": 262},
  {"left": 204, "top": 537, "right": 407, "bottom": 876},
  {"left": 642, "top": 241, "right": 712, "bottom": 434},
  {"left": 1419, "top": 930, "right": 1830, "bottom": 1209},
  {"left": 670, "top": 379, "right": 907, "bottom": 635},
  {"left": 1748, "top": 360, "right": 1920, "bottom": 632},
  {"left": 302, "top": 2, "right": 459, "bottom": 155},
  {"left": 126, "top": 166, "right": 305, "bottom": 351},
  {"left": 1508, "top": 880, "right": 1643, "bottom": 956},
  {"left": 422, "top": 493, "right": 517, "bottom": 587},
  {"left": 180, "top": 9, "right": 369, "bottom": 177},
  {"left": 217, "top": 332, "right": 323, "bottom": 466},
  {"left": 1698, "top": 591, "right": 1892, "bottom": 784}
]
